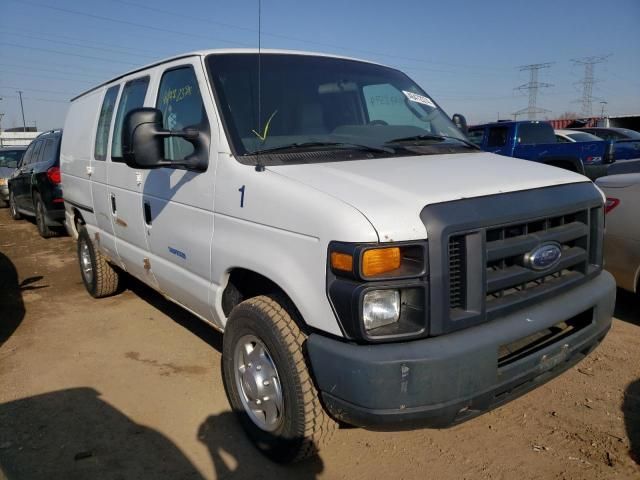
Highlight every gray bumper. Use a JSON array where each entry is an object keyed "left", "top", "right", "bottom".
[{"left": 307, "top": 270, "right": 616, "bottom": 429}]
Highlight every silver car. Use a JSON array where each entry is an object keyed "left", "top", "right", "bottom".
[
  {"left": 0, "top": 146, "right": 27, "bottom": 207},
  {"left": 596, "top": 173, "right": 640, "bottom": 294}
]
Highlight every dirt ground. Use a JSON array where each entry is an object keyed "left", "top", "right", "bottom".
[{"left": 0, "top": 208, "right": 638, "bottom": 480}]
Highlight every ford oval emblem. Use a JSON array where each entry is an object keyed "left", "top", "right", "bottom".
[{"left": 524, "top": 242, "right": 562, "bottom": 271}]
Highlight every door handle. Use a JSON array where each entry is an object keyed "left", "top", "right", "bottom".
[
  {"left": 144, "top": 201, "right": 152, "bottom": 225},
  {"left": 110, "top": 194, "right": 117, "bottom": 214}
]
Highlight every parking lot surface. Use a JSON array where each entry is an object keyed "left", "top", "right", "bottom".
[{"left": 1, "top": 208, "right": 638, "bottom": 480}]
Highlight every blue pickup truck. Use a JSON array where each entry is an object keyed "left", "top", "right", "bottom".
[{"left": 468, "top": 120, "right": 614, "bottom": 179}]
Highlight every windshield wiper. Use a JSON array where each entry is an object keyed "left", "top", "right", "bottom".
[
  {"left": 247, "top": 141, "right": 394, "bottom": 156},
  {"left": 385, "top": 134, "right": 481, "bottom": 150}
]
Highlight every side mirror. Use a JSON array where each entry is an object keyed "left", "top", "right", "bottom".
[
  {"left": 452, "top": 113, "right": 468, "bottom": 135},
  {"left": 122, "top": 108, "right": 208, "bottom": 170}
]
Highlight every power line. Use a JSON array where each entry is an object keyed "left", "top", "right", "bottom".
[
  {"left": 0, "top": 31, "right": 159, "bottom": 60},
  {"left": 0, "top": 63, "right": 111, "bottom": 80},
  {"left": 0, "top": 69, "right": 98, "bottom": 85},
  {"left": 571, "top": 55, "right": 610, "bottom": 116},
  {"left": 0, "top": 93, "right": 70, "bottom": 104},
  {"left": 513, "top": 63, "right": 553, "bottom": 120},
  {"left": 0, "top": 85, "right": 76, "bottom": 96},
  {"left": 8, "top": 0, "right": 513, "bottom": 75},
  {"left": 0, "top": 28, "right": 169, "bottom": 58},
  {"left": 9, "top": 0, "right": 251, "bottom": 47},
  {"left": 0, "top": 42, "right": 142, "bottom": 66}
]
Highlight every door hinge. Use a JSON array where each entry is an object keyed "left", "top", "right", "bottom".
[
  {"left": 135, "top": 171, "right": 142, "bottom": 186},
  {"left": 86, "top": 166, "right": 93, "bottom": 176},
  {"left": 143, "top": 258, "right": 151, "bottom": 271}
]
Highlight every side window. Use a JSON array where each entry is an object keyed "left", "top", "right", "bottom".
[
  {"left": 487, "top": 127, "right": 508, "bottom": 147},
  {"left": 21, "top": 144, "right": 35, "bottom": 166},
  {"left": 111, "top": 77, "right": 150, "bottom": 162},
  {"left": 555, "top": 134, "right": 571, "bottom": 143},
  {"left": 30, "top": 140, "right": 44, "bottom": 164},
  {"left": 41, "top": 138, "right": 57, "bottom": 163},
  {"left": 156, "top": 66, "right": 209, "bottom": 161},
  {"left": 94, "top": 85, "right": 120, "bottom": 161},
  {"left": 467, "top": 129, "right": 485, "bottom": 146},
  {"left": 363, "top": 83, "right": 428, "bottom": 130}
]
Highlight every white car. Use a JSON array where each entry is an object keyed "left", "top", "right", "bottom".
[
  {"left": 555, "top": 128, "right": 604, "bottom": 143},
  {"left": 61, "top": 49, "right": 615, "bottom": 462},
  {"left": 596, "top": 174, "right": 640, "bottom": 294}
]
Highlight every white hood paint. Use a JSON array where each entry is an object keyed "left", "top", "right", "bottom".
[{"left": 268, "top": 152, "right": 590, "bottom": 241}]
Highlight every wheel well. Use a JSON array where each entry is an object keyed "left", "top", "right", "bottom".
[
  {"left": 222, "top": 268, "right": 308, "bottom": 331},
  {"left": 543, "top": 157, "right": 584, "bottom": 174},
  {"left": 73, "top": 209, "right": 85, "bottom": 228}
]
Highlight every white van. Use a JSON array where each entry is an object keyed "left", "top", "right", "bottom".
[{"left": 61, "top": 49, "right": 616, "bottom": 462}]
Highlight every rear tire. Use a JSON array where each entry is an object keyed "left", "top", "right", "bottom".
[
  {"left": 77, "top": 226, "right": 121, "bottom": 298},
  {"left": 34, "top": 193, "right": 57, "bottom": 238},
  {"left": 9, "top": 190, "right": 21, "bottom": 220},
  {"left": 222, "top": 295, "right": 336, "bottom": 463}
]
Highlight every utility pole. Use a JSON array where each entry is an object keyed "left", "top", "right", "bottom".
[
  {"left": 600, "top": 101, "right": 608, "bottom": 118},
  {"left": 571, "top": 55, "right": 610, "bottom": 117},
  {"left": 17, "top": 90, "right": 27, "bottom": 132},
  {"left": 512, "top": 63, "right": 553, "bottom": 120},
  {"left": 0, "top": 96, "right": 4, "bottom": 148}
]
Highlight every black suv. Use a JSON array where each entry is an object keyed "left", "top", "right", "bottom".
[{"left": 8, "top": 130, "right": 65, "bottom": 238}]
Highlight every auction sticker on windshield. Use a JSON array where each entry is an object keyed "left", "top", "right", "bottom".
[{"left": 402, "top": 90, "right": 436, "bottom": 108}]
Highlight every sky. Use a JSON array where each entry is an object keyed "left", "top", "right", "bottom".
[{"left": 1, "top": 0, "right": 639, "bottom": 131}]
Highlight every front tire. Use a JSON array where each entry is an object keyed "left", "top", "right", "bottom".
[
  {"left": 9, "top": 190, "right": 21, "bottom": 220},
  {"left": 77, "top": 226, "right": 121, "bottom": 298},
  {"left": 222, "top": 295, "right": 336, "bottom": 463}
]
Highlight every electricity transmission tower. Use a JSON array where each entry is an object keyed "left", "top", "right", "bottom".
[
  {"left": 571, "top": 55, "right": 610, "bottom": 117},
  {"left": 513, "top": 63, "right": 554, "bottom": 120}
]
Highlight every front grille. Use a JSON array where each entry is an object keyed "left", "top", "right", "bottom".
[
  {"left": 447, "top": 206, "right": 602, "bottom": 322},
  {"left": 484, "top": 210, "right": 589, "bottom": 309}
]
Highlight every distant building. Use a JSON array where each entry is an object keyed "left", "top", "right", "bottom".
[
  {"left": 4, "top": 126, "right": 38, "bottom": 133},
  {"left": 0, "top": 131, "right": 41, "bottom": 147},
  {"left": 548, "top": 114, "right": 640, "bottom": 131}
]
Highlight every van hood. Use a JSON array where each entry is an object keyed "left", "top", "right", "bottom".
[{"left": 267, "top": 152, "right": 589, "bottom": 241}]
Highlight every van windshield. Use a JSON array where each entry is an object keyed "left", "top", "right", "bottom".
[{"left": 206, "top": 53, "right": 470, "bottom": 163}]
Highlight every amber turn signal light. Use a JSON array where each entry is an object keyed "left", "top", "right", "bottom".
[
  {"left": 362, "top": 247, "right": 401, "bottom": 277},
  {"left": 330, "top": 252, "right": 353, "bottom": 272}
]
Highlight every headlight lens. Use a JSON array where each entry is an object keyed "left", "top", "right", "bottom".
[
  {"left": 363, "top": 289, "right": 400, "bottom": 331},
  {"left": 0, "top": 178, "right": 6, "bottom": 186}
]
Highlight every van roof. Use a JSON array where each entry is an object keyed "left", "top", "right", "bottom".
[{"left": 71, "top": 48, "right": 386, "bottom": 102}]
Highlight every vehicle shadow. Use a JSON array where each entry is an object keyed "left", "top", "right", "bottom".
[
  {"left": 0, "top": 252, "right": 24, "bottom": 347},
  {"left": 623, "top": 379, "right": 640, "bottom": 465},
  {"left": 198, "top": 411, "right": 324, "bottom": 479},
  {"left": 125, "top": 276, "right": 223, "bottom": 353},
  {"left": 614, "top": 288, "right": 640, "bottom": 326},
  {"left": 0, "top": 387, "right": 205, "bottom": 480},
  {"left": 0, "top": 252, "right": 45, "bottom": 347}
]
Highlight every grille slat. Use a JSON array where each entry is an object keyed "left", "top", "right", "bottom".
[
  {"left": 486, "top": 247, "right": 587, "bottom": 294},
  {"left": 486, "top": 221, "right": 588, "bottom": 262}
]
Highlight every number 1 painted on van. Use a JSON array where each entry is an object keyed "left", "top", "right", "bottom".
[{"left": 239, "top": 185, "right": 245, "bottom": 208}]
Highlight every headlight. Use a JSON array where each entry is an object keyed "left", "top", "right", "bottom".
[
  {"left": 363, "top": 289, "right": 400, "bottom": 331},
  {"left": 0, "top": 178, "right": 7, "bottom": 186}
]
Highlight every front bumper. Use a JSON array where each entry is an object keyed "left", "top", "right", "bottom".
[{"left": 307, "top": 270, "right": 615, "bottom": 429}]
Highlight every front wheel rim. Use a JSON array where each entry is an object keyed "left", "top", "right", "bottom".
[
  {"left": 79, "top": 240, "right": 94, "bottom": 285},
  {"left": 233, "top": 334, "right": 284, "bottom": 432}
]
